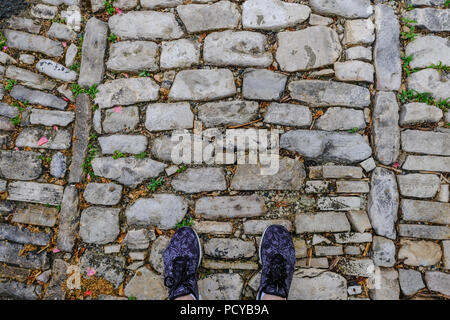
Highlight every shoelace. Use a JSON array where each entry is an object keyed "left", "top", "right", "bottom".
[
  {"left": 164, "top": 256, "right": 195, "bottom": 298},
  {"left": 266, "top": 254, "right": 288, "bottom": 297}
]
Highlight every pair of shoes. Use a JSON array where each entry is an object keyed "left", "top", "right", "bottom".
[{"left": 163, "top": 225, "right": 295, "bottom": 300}]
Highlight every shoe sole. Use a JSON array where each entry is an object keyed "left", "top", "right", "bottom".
[
  {"left": 192, "top": 228, "right": 203, "bottom": 269},
  {"left": 259, "top": 225, "right": 270, "bottom": 265}
]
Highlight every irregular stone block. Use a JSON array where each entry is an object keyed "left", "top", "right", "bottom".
[
  {"left": 309, "top": 0, "right": 373, "bottom": 18},
  {"left": 242, "top": 69, "right": 287, "bottom": 101},
  {"left": 0, "top": 241, "right": 49, "bottom": 270},
  {"left": 204, "top": 238, "right": 256, "bottom": 259},
  {"left": 404, "top": 8, "right": 450, "bottom": 32},
  {"left": 198, "top": 273, "right": 243, "bottom": 300},
  {"left": 407, "top": 69, "right": 450, "bottom": 101},
  {"left": 399, "top": 269, "right": 425, "bottom": 296},
  {"left": 106, "top": 41, "right": 159, "bottom": 73},
  {"left": 47, "top": 22, "right": 76, "bottom": 41},
  {"left": 3, "top": 29, "right": 63, "bottom": 57},
  {"left": 398, "top": 240, "right": 442, "bottom": 267},
  {"left": 79, "top": 207, "right": 120, "bottom": 244},
  {"left": 243, "top": 219, "right": 292, "bottom": 235},
  {"left": 172, "top": 168, "right": 226, "bottom": 193},
  {"left": 102, "top": 106, "right": 139, "bottom": 133},
  {"left": 0, "top": 150, "right": 42, "bottom": 180},
  {"left": 195, "top": 195, "right": 266, "bottom": 220},
  {"left": 295, "top": 212, "right": 351, "bottom": 233},
  {"left": 199, "top": 101, "right": 259, "bottom": 128},
  {"left": 289, "top": 269, "right": 347, "bottom": 300},
  {"left": 10, "top": 85, "right": 67, "bottom": 110},
  {"left": 8, "top": 181, "right": 63, "bottom": 205},
  {"left": 264, "top": 103, "right": 311, "bottom": 127},
  {"left": 36, "top": 59, "right": 77, "bottom": 82},
  {"left": 401, "top": 129, "right": 450, "bottom": 156},
  {"left": 5, "top": 66, "right": 56, "bottom": 91},
  {"left": 405, "top": 36, "right": 450, "bottom": 69},
  {"left": 145, "top": 103, "right": 193, "bottom": 131},
  {"left": 403, "top": 155, "right": 450, "bottom": 172},
  {"left": 0, "top": 223, "right": 51, "bottom": 246},
  {"left": 399, "top": 224, "right": 450, "bottom": 240},
  {"left": 160, "top": 39, "right": 199, "bottom": 69},
  {"left": 30, "top": 109, "right": 74, "bottom": 127},
  {"left": 425, "top": 271, "right": 450, "bottom": 296},
  {"left": 372, "top": 236, "right": 396, "bottom": 267},
  {"left": 400, "top": 102, "right": 443, "bottom": 125},
  {"left": 401, "top": 199, "right": 450, "bottom": 225},
  {"left": 398, "top": 174, "right": 440, "bottom": 198},
  {"left": 12, "top": 203, "right": 58, "bottom": 227},
  {"left": 98, "top": 135, "right": 148, "bottom": 155},
  {"left": 314, "top": 107, "right": 365, "bottom": 131},
  {"left": 334, "top": 61, "right": 374, "bottom": 83},
  {"left": 84, "top": 183, "right": 122, "bottom": 205},
  {"left": 56, "top": 186, "right": 79, "bottom": 252}
]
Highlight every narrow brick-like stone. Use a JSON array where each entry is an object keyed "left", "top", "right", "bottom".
[
  {"left": 56, "top": 186, "right": 79, "bottom": 252},
  {"left": 195, "top": 195, "right": 266, "bottom": 220},
  {"left": 8, "top": 181, "right": 63, "bottom": 205}
]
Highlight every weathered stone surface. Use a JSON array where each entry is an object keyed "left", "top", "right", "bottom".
[
  {"left": 10, "top": 85, "right": 67, "bottom": 110},
  {"left": 141, "top": 0, "right": 183, "bottom": 9},
  {"left": 309, "top": 14, "right": 334, "bottom": 26},
  {"left": 199, "top": 273, "right": 243, "bottom": 300},
  {"left": 0, "top": 151, "right": 42, "bottom": 180},
  {"left": 345, "top": 46, "right": 372, "bottom": 61},
  {"left": 243, "top": 219, "right": 292, "bottom": 235},
  {"left": 305, "top": 180, "right": 330, "bottom": 194},
  {"left": 289, "top": 269, "right": 347, "bottom": 300},
  {"left": 5, "top": 66, "right": 56, "bottom": 91},
  {"left": 149, "top": 236, "right": 170, "bottom": 274},
  {"left": 44, "top": 259, "right": 69, "bottom": 300},
  {"left": 343, "top": 19, "right": 375, "bottom": 45},
  {"left": 281, "top": 130, "right": 372, "bottom": 163},
  {"left": 374, "top": 5, "right": 401, "bottom": 91},
  {"left": 425, "top": 271, "right": 450, "bottom": 296},
  {"left": 402, "top": 130, "right": 450, "bottom": 156},
  {"left": 399, "top": 240, "right": 442, "bottom": 267},
  {"left": 400, "top": 103, "right": 443, "bottom": 125},
  {"left": 79, "top": 207, "right": 120, "bottom": 244},
  {"left": 399, "top": 269, "right": 425, "bottom": 296},
  {"left": 242, "top": 69, "right": 287, "bottom": 100},
  {"left": 172, "top": 168, "right": 226, "bottom": 193},
  {"left": 231, "top": 157, "right": 306, "bottom": 190},
  {"left": 288, "top": 80, "right": 370, "bottom": 107},
  {"left": 56, "top": 186, "right": 79, "bottom": 252},
  {"left": 314, "top": 246, "right": 344, "bottom": 256},
  {"left": 8, "top": 181, "right": 63, "bottom": 205},
  {"left": 398, "top": 175, "right": 440, "bottom": 198},
  {"left": 204, "top": 30, "right": 272, "bottom": 67},
  {"left": 334, "top": 232, "right": 372, "bottom": 244},
  {"left": 334, "top": 61, "right": 374, "bottom": 83},
  {"left": 443, "top": 241, "right": 450, "bottom": 270},
  {"left": 264, "top": 103, "right": 311, "bottom": 127},
  {"left": 199, "top": 101, "right": 258, "bottom": 128},
  {"left": 204, "top": 238, "right": 256, "bottom": 259},
  {"left": 145, "top": 103, "right": 193, "bottom": 131},
  {"left": 0, "top": 51, "right": 16, "bottom": 64},
  {"left": 193, "top": 221, "right": 233, "bottom": 235},
  {"left": 372, "top": 236, "right": 396, "bottom": 267},
  {"left": 6, "top": 17, "right": 41, "bottom": 34},
  {"left": 61, "top": 6, "right": 82, "bottom": 32},
  {"left": 242, "top": 0, "right": 310, "bottom": 30},
  {"left": 408, "top": 0, "right": 446, "bottom": 6},
  {"left": 0, "top": 241, "right": 49, "bottom": 270},
  {"left": 276, "top": 26, "right": 341, "bottom": 72},
  {"left": 317, "top": 197, "right": 362, "bottom": 211},
  {"left": 160, "top": 39, "right": 199, "bottom": 69},
  {"left": 124, "top": 267, "right": 167, "bottom": 300},
  {"left": 315, "top": 107, "right": 365, "bottom": 131},
  {"left": 0, "top": 103, "right": 19, "bottom": 118},
  {"left": 30, "top": 109, "right": 74, "bottom": 127},
  {"left": 401, "top": 199, "right": 450, "bottom": 225},
  {"left": 405, "top": 36, "right": 450, "bottom": 69},
  {"left": 124, "top": 229, "right": 151, "bottom": 250},
  {"left": 337, "top": 258, "right": 374, "bottom": 277},
  {"left": 407, "top": 69, "right": 450, "bottom": 101},
  {"left": 98, "top": 135, "right": 148, "bottom": 155},
  {"left": 309, "top": 0, "right": 373, "bottom": 18},
  {"left": 404, "top": 8, "right": 450, "bottom": 32},
  {"left": 68, "top": 94, "right": 91, "bottom": 183},
  {"left": 106, "top": 41, "right": 159, "bottom": 73},
  {"left": 195, "top": 195, "right": 266, "bottom": 220},
  {"left": 102, "top": 106, "right": 139, "bottom": 133},
  {"left": 47, "top": 22, "right": 76, "bottom": 41},
  {"left": 84, "top": 183, "right": 122, "bottom": 206},
  {"left": 95, "top": 77, "right": 159, "bottom": 109},
  {"left": 125, "top": 194, "right": 187, "bottom": 229},
  {"left": 373, "top": 91, "right": 400, "bottom": 165},
  {"left": 169, "top": 69, "right": 236, "bottom": 101},
  {"left": 109, "top": 11, "right": 183, "bottom": 40},
  {"left": 295, "top": 212, "right": 350, "bottom": 233},
  {"left": 369, "top": 268, "right": 400, "bottom": 300},
  {"left": 177, "top": 1, "right": 240, "bottom": 33},
  {"left": 0, "top": 280, "right": 42, "bottom": 300},
  {"left": 12, "top": 203, "right": 58, "bottom": 227},
  {"left": 367, "top": 168, "right": 398, "bottom": 240},
  {"left": 399, "top": 224, "right": 450, "bottom": 240},
  {"left": 3, "top": 29, "right": 63, "bottom": 57},
  {"left": 92, "top": 157, "right": 166, "bottom": 187},
  {"left": 81, "top": 249, "right": 125, "bottom": 288},
  {"left": 336, "top": 181, "right": 369, "bottom": 193},
  {"left": 403, "top": 155, "right": 450, "bottom": 172},
  {"left": 31, "top": 4, "right": 57, "bottom": 19},
  {"left": 0, "top": 223, "right": 51, "bottom": 246},
  {"left": 78, "top": 17, "right": 107, "bottom": 88}
]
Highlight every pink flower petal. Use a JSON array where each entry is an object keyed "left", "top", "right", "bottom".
[
  {"left": 2, "top": 46, "right": 7, "bottom": 52},
  {"left": 123, "top": 73, "right": 129, "bottom": 78},
  {"left": 37, "top": 137, "right": 48, "bottom": 146},
  {"left": 62, "top": 42, "right": 67, "bottom": 48},
  {"left": 113, "top": 106, "right": 122, "bottom": 113},
  {"left": 86, "top": 268, "right": 96, "bottom": 277},
  {"left": 15, "top": 147, "right": 19, "bottom": 151},
  {"left": 52, "top": 247, "right": 60, "bottom": 253},
  {"left": 393, "top": 162, "right": 399, "bottom": 168},
  {"left": 53, "top": 125, "right": 59, "bottom": 131},
  {"left": 63, "top": 97, "right": 69, "bottom": 102},
  {"left": 115, "top": 8, "right": 123, "bottom": 14},
  {"left": 87, "top": 173, "right": 91, "bottom": 181}
]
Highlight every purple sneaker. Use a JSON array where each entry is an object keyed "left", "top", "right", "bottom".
[
  {"left": 163, "top": 227, "right": 202, "bottom": 300},
  {"left": 257, "top": 225, "right": 295, "bottom": 300}
]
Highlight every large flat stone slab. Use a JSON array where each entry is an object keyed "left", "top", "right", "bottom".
[
  {"left": 30, "top": 109, "right": 75, "bottom": 127},
  {"left": 95, "top": 78, "right": 159, "bottom": 109},
  {"left": 314, "top": 107, "right": 365, "bottom": 131},
  {"left": 91, "top": 157, "right": 166, "bottom": 187},
  {"left": 401, "top": 130, "right": 450, "bottom": 156},
  {"left": 172, "top": 168, "right": 226, "bottom": 193},
  {"left": 276, "top": 26, "right": 341, "bottom": 72},
  {"left": 84, "top": 183, "right": 122, "bottom": 205},
  {"left": 5, "top": 66, "right": 56, "bottom": 91},
  {"left": 3, "top": 29, "right": 63, "bottom": 57},
  {"left": 399, "top": 224, "right": 450, "bottom": 240},
  {"left": 288, "top": 80, "right": 370, "bottom": 108},
  {"left": 56, "top": 186, "right": 79, "bottom": 252},
  {"left": 289, "top": 269, "right": 347, "bottom": 300},
  {"left": 125, "top": 194, "right": 187, "bottom": 229},
  {"left": 367, "top": 168, "right": 398, "bottom": 240},
  {"left": 374, "top": 5, "right": 401, "bottom": 91},
  {"left": 0, "top": 151, "right": 42, "bottom": 180},
  {"left": 0, "top": 241, "right": 49, "bottom": 270},
  {"left": 10, "top": 85, "right": 67, "bottom": 110},
  {"left": 404, "top": 8, "right": 450, "bottom": 32},
  {"left": 36, "top": 59, "right": 77, "bottom": 82},
  {"left": 230, "top": 157, "right": 306, "bottom": 190},
  {"left": 169, "top": 69, "right": 236, "bottom": 101},
  {"left": 16, "top": 127, "right": 71, "bottom": 150},
  {"left": 79, "top": 207, "right": 120, "bottom": 244},
  {"left": 407, "top": 69, "right": 450, "bottom": 101},
  {"left": 397, "top": 175, "right": 440, "bottom": 198},
  {"left": 7, "top": 181, "right": 63, "bottom": 205},
  {"left": 204, "top": 31, "right": 272, "bottom": 67},
  {"left": 242, "top": 0, "right": 310, "bottom": 30},
  {"left": 198, "top": 101, "right": 259, "bottom": 128},
  {"left": 295, "top": 212, "right": 350, "bottom": 233},
  {"left": 106, "top": 41, "right": 159, "bottom": 73},
  {"left": 399, "top": 102, "right": 443, "bottom": 125},
  {"left": 403, "top": 155, "right": 450, "bottom": 172},
  {"left": 398, "top": 240, "right": 442, "bottom": 267},
  {"left": 405, "top": 36, "right": 450, "bottom": 69},
  {"left": 195, "top": 195, "right": 266, "bottom": 219},
  {"left": 145, "top": 103, "right": 193, "bottom": 131},
  {"left": 0, "top": 223, "right": 51, "bottom": 246},
  {"left": 78, "top": 17, "right": 108, "bottom": 88},
  {"left": 108, "top": 11, "right": 184, "bottom": 40},
  {"left": 280, "top": 130, "right": 372, "bottom": 163},
  {"left": 309, "top": 0, "right": 373, "bottom": 18},
  {"left": 12, "top": 203, "right": 58, "bottom": 227},
  {"left": 242, "top": 69, "right": 287, "bottom": 101},
  {"left": 401, "top": 199, "right": 450, "bottom": 225},
  {"left": 98, "top": 135, "right": 148, "bottom": 155}
]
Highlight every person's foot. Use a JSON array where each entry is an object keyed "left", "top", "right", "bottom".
[
  {"left": 163, "top": 227, "right": 202, "bottom": 300},
  {"left": 257, "top": 225, "right": 295, "bottom": 300}
]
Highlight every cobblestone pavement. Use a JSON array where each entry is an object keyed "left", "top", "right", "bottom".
[{"left": 0, "top": 0, "right": 449, "bottom": 300}]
